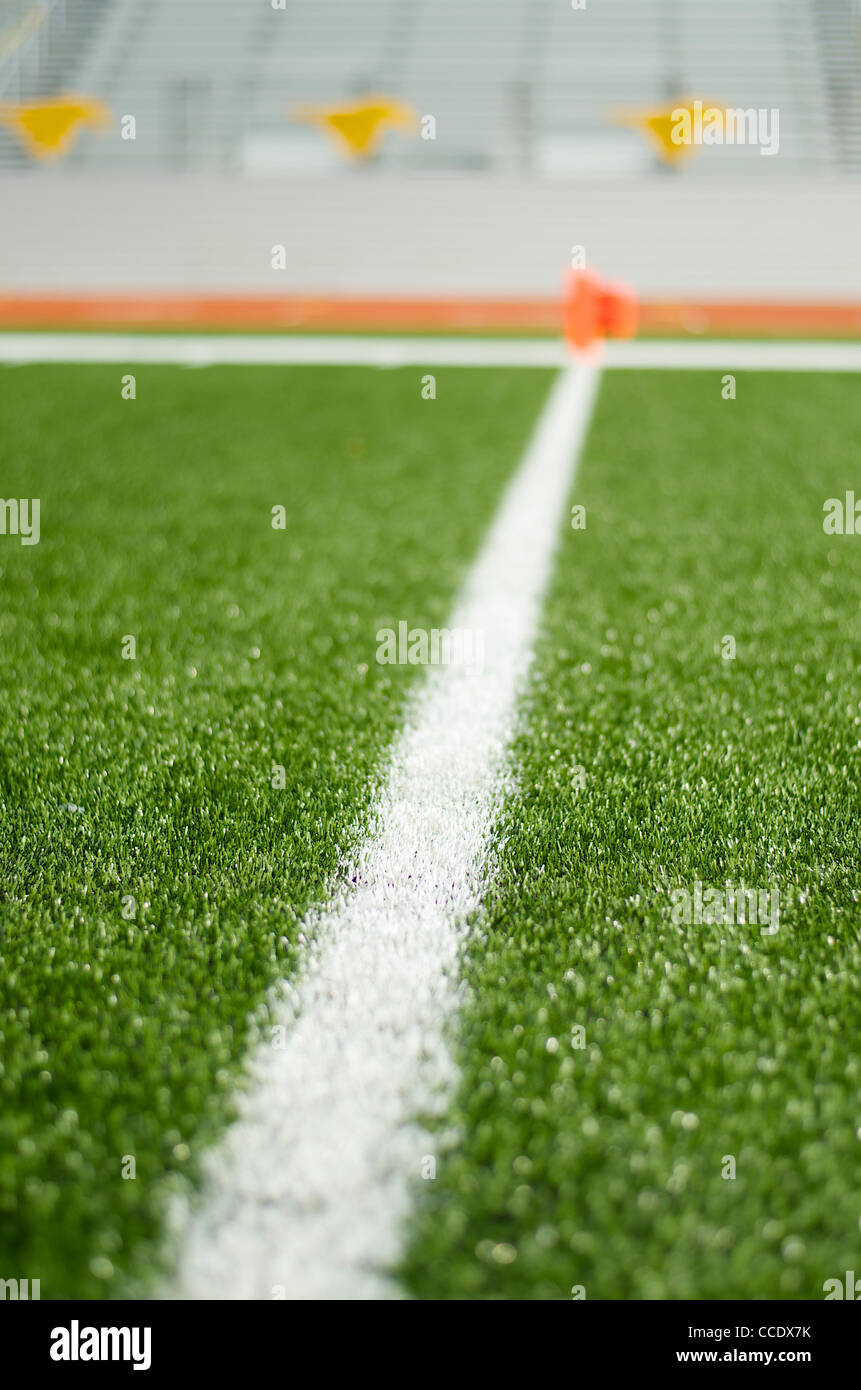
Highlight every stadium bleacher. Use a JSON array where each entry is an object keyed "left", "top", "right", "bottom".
[{"left": 0, "top": 0, "right": 858, "bottom": 175}]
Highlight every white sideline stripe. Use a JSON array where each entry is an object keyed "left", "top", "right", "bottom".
[
  {"left": 1, "top": 331, "right": 861, "bottom": 372},
  {"left": 169, "top": 363, "right": 601, "bottom": 1300},
  {"left": 607, "top": 339, "right": 861, "bottom": 372}
]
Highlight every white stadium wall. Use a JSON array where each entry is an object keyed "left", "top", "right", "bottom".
[{"left": 1, "top": 172, "right": 859, "bottom": 300}]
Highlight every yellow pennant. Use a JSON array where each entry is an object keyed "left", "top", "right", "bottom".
[
  {"left": 613, "top": 99, "right": 716, "bottom": 165},
  {"left": 293, "top": 95, "right": 418, "bottom": 159},
  {"left": 0, "top": 96, "right": 111, "bottom": 160}
]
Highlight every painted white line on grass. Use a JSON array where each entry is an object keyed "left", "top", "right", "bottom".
[
  {"left": 2, "top": 332, "right": 861, "bottom": 372},
  {"left": 0, "top": 332, "right": 567, "bottom": 368},
  {"left": 169, "top": 363, "right": 601, "bottom": 1300},
  {"left": 605, "top": 338, "right": 861, "bottom": 372}
]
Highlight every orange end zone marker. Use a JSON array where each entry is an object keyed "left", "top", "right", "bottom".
[{"left": 563, "top": 268, "right": 638, "bottom": 352}]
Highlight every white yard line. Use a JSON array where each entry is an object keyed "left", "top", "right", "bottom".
[
  {"left": 169, "top": 363, "right": 601, "bottom": 1300},
  {"left": 1, "top": 332, "right": 861, "bottom": 371},
  {"left": 606, "top": 339, "right": 861, "bottom": 372}
]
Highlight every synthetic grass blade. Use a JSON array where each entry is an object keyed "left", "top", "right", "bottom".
[
  {"left": 403, "top": 368, "right": 861, "bottom": 1300},
  {"left": 169, "top": 365, "right": 601, "bottom": 1298},
  {"left": 0, "top": 362, "right": 551, "bottom": 1297}
]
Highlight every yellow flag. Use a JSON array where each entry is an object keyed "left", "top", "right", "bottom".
[
  {"left": 293, "top": 95, "right": 418, "bottom": 159},
  {"left": 0, "top": 96, "right": 111, "bottom": 160},
  {"left": 613, "top": 99, "right": 714, "bottom": 165}
]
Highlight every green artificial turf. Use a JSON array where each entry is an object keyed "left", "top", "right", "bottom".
[
  {"left": 402, "top": 368, "right": 861, "bottom": 1300},
  {"left": 0, "top": 361, "right": 552, "bottom": 1297}
]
